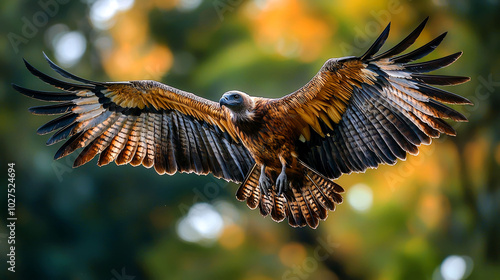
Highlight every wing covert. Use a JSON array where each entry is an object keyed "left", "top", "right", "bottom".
[{"left": 13, "top": 56, "right": 254, "bottom": 183}]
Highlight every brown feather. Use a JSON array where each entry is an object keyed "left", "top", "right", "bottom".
[
  {"left": 142, "top": 113, "right": 157, "bottom": 168},
  {"left": 236, "top": 164, "right": 259, "bottom": 201},
  {"left": 304, "top": 178, "right": 329, "bottom": 219},
  {"left": 130, "top": 115, "right": 149, "bottom": 166},
  {"left": 292, "top": 185, "right": 319, "bottom": 229},
  {"left": 271, "top": 193, "right": 287, "bottom": 222},
  {"left": 259, "top": 190, "right": 274, "bottom": 217},
  {"left": 116, "top": 115, "right": 142, "bottom": 165},
  {"left": 247, "top": 183, "right": 261, "bottom": 210}
]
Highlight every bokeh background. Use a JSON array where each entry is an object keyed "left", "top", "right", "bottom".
[{"left": 1, "top": 0, "right": 500, "bottom": 279}]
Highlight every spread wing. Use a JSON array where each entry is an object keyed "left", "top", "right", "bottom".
[
  {"left": 13, "top": 55, "right": 254, "bottom": 183},
  {"left": 271, "top": 17, "right": 471, "bottom": 179}
]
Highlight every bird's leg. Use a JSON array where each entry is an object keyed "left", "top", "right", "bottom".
[
  {"left": 276, "top": 155, "right": 288, "bottom": 196},
  {"left": 259, "top": 164, "right": 272, "bottom": 196}
]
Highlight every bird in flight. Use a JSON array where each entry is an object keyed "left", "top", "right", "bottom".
[{"left": 14, "top": 18, "right": 471, "bottom": 228}]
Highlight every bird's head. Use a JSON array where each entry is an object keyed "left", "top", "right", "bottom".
[{"left": 219, "top": 90, "right": 254, "bottom": 114}]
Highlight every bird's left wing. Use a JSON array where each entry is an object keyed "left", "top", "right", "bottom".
[
  {"left": 268, "top": 18, "right": 471, "bottom": 179},
  {"left": 13, "top": 56, "right": 254, "bottom": 182}
]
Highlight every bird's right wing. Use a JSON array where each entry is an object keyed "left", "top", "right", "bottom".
[{"left": 13, "top": 56, "right": 254, "bottom": 183}]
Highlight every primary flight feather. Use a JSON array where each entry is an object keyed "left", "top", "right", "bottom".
[{"left": 14, "top": 18, "right": 471, "bottom": 228}]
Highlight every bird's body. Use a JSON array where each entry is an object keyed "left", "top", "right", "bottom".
[
  {"left": 14, "top": 18, "right": 471, "bottom": 228},
  {"left": 230, "top": 99, "right": 295, "bottom": 170}
]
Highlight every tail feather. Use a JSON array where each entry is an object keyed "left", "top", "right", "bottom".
[
  {"left": 285, "top": 194, "right": 306, "bottom": 227},
  {"left": 236, "top": 161, "right": 344, "bottom": 228},
  {"left": 247, "top": 185, "right": 261, "bottom": 210},
  {"left": 306, "top": 173, "right": 335, "bottom": 211},
  {"left": 303, "top": 183, "right": 328, "bottom": 220},
  {"left": 292, "top": 185, "right": 319, "bottom": 228},
  {"left": 271, "top": 191, "right": 287, "bottom": 222},
  {"left": 301, "top": 159, "right": 344, "bottom": 203},
  {"left": 259, "top": 190, "right": 273, "bottom": 216},
  {"left": 236, "top": 164, "right": 260, "bottom": 201}
]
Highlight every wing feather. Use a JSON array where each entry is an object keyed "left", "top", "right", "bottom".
[
  {"left": 153, "top": 113, "right": 167, "bottom": 174},
  {"left": 142, "top": 113, "right": 156, "bottom": 168},
  {"left": 370, "top": 17, "right": 428, "bottom": 60},
  {"left": 391, "top": 32, "right": 447, "bottom": 64},
  {"left": 15, "top": 57, "right": 254, "bottom": 183},
  {"left": 116, "top": 116, "right": 142, "bottom": 165},
  {"left": 130, "top": 114, "right": 149, "bottom": 167},
  {"left": 403, "top": 52, "right": 463, "bottom": 73},
  {"left": 96, "top": 114, "right": 128, "bottom": 167},
  {"left": 274, "top": 18, "right": 470, "bottom": 179},
  {"left": 99, "top": 115, "right": 137, "bottom": 166}
]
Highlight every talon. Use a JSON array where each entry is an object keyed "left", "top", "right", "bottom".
[
  {"left": 276, "top": 171, "right": 287, "bottom": 196},
  {"left": 259, "top": 165, "right": 272, "bottom": 196},
  {"left": 276, "top": 157, "right": 288, "bottom": 197}
]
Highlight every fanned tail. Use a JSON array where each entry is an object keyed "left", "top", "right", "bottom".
[
  {"left": 236, "top": 161, "right": 344, "bottom": 229},
  {"left": 285, "top": 160, "right": 344, "bottom": 228},
  {"left": 236, "top": 164, "right": 287, "bottom": 221}
]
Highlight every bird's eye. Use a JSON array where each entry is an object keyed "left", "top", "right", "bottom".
[{"left": 234, "top": 95, "right": 240, "bottom": 99}]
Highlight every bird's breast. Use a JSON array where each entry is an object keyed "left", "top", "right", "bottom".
[{"left": 234, "top": 116, "right": 299, "bottom": 168}]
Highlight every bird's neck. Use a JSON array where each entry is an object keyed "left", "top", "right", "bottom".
[
  {"left": 231, "top": 109, "right": 262, "bottom": 134},
  {"left": 231, "top": 109, "right": 254, "bottom": 122}
]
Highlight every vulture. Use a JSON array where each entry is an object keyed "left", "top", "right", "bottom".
[{"left": 13, "top": 18, "right": 471, "bottom": 228}]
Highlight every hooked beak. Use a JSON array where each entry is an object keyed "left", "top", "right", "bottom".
[{"left": 219, "top": 96, "right": 229, "bottom": 107}]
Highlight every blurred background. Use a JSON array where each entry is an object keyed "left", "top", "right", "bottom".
[{"left": 1, "top": 0, "right": 500, "bottom": 279}]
